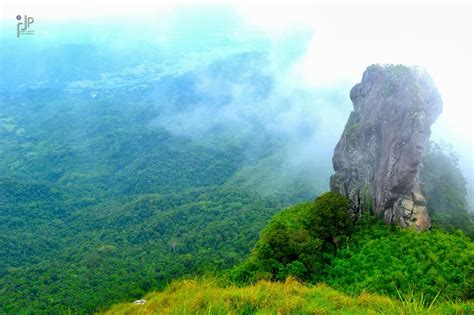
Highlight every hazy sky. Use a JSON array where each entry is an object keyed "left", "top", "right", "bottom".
[
  {"left": 2, "top": 1, "right": 471, "bottom": 139},
  {"left": 2, "top": 0, "right": 473, "bottom": 194}
]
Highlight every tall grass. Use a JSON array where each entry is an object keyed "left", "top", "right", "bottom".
[{"left": 102, "top": 277, "right": 473, "bottom": 314}]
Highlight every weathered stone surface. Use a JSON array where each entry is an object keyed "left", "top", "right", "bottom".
[
  {"left": 330, "top": 64, "right": 442, "bottom": 230},
  {"left": 401, "top": 199, "right": 414, "bottom": 210},
  {"left": 412, "top": 185, "right": 426, "bottom": 205},
  {"left": 414, "top": 205, "right": 430, "bottom": 230}
]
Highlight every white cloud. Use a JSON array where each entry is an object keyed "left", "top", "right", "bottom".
[{"left": 234, "top": 2, "right": 473, "bottom": 173}]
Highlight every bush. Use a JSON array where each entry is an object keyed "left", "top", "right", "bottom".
[
  {"left": 229, "top": 202, "right": 322, "bottom": 282},
  {"left": 324, "top": 215, "right": 474, "bottom": 302}
]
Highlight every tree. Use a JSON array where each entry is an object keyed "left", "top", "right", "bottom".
[
  {"left": 421, "top": 142, "right": 473, "bottom": 238},
  {"left": 312, "top": 192, "right": 351, "bottom": 248},
  {"left": 286, "top": 261, "right": 307, "bottom": 280},
  {"left": 258, "top": 221, "right": 292, "bottom": 263}
]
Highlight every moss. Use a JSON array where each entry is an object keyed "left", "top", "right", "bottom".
[
  {"left": 344, "top": 111, "right": 360, "bottom": 136},
  {"left": 361, "top": 184, "right": 374, "bottom": 214},
  {"left": 384, "top": 83, "right": 396, "bottom": 97},
  {"left": 390, "top": 65, "right": 418, "bottom": 91}
]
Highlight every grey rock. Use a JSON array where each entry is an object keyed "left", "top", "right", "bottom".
[
  {"left": 401, "top": 199, "right": 414, "bottom": 210},
  {"left": 330, "top": 64, "right": 442, "bottom": 230},
  {"left": 412, "top": 185, "right": 427, "bottom": 205}
]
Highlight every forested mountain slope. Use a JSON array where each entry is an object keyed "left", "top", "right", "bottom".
[{"left": 0, "top": 43, "right": 335, "bottom": 313}]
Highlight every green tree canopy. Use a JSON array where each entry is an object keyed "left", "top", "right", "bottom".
[{"left": 312, "top": 192, "right": 351, "bottom": 248}]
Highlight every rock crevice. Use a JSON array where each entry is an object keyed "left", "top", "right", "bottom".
[{"left": 330, "top": 64, "right": 442, "bottom": 230}]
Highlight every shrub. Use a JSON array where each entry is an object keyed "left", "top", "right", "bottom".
[{"left": 324, "top": 217, "right": 474, "bottom": 302}]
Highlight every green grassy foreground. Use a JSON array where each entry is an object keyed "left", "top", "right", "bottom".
[{"left": 103, "top": 278, "right": 473, "bottom": 314}]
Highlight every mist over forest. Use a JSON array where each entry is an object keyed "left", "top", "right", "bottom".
[{"left": 2, "top": 7, "right": 471, "bottom": 205}]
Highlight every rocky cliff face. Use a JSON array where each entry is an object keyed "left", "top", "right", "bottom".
[{"left": 330, "top": 64, "right": 442, "bottom": 230}]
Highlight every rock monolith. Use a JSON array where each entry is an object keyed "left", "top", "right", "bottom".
[{"left": 330, "top": 64, "right": 442, "bottom": 230}]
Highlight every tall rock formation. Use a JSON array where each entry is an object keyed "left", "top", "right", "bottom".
[{"left": 330, "top": 64, "right": 442, "bottom": 230}]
